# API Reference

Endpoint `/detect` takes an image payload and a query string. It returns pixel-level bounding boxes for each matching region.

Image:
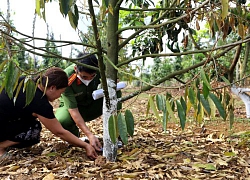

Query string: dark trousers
[0,119,42,148]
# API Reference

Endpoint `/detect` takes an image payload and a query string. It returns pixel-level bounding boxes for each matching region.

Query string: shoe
[0,152,12,166]
[80,137,122,148]
[79,135,102,144]
[79,137,89,143]
[117,140,123,148]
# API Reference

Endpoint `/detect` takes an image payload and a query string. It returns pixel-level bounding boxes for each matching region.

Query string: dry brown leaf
[42,172,54,180]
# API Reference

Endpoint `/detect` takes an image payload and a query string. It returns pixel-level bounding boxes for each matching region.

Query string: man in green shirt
[55,53,104,151]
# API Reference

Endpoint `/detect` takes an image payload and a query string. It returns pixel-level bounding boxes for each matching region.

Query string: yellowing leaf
[162,153,179,158]
[221,0,228,20]
[114,172,143,178]
[215,158,228,166]
[42,172,54,180]
[183,158,191,164]
[192,163,216,171]
[108,4,113,15]
[36,0,41,16]
[224,151,236,157]
[7,165,20,171]
[166,100,176,122]
[238,23,245,39]
[196,20,200,30]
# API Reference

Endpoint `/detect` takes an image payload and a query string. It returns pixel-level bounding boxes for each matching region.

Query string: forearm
[68,108,94,137]
[56,129,89,148]
[68,109,102,151]
[76,120,93,137]
[37,115,90,149]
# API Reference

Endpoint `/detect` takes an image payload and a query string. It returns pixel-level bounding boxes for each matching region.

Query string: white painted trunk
[231,86,250,118]
[102,78,118,161]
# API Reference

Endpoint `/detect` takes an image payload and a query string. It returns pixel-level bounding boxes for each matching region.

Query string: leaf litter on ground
[0,87,250,179]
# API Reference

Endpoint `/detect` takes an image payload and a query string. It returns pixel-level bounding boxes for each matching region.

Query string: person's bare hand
[85,144,98,160]
[88,134,102,151]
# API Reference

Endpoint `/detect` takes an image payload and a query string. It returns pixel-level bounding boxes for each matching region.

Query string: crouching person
[0,67,98,165]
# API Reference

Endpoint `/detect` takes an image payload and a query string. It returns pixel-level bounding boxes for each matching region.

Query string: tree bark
[240,27,250,85]
[229,44,242,83]
[103,79,119,161]
[103,0,120,162]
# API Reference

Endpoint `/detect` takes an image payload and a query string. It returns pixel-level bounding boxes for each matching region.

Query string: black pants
[0,119,42,148]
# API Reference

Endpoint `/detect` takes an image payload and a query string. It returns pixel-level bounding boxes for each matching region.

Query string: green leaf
[156,94,165,111]
[149,95,161,120]
[4,61,19,99]
[180,96,187,115]
[188,87,195,105]
[200,94,211,116]
[195,78,200,88]
[170,98,175,111]
[13,71,21,93]
[93,0,100,5]
[68,11,77,29]
[221,76,231,85]
[25,78,36,106]
[103,0,109,7]
[13,79,24,105]
[200,69,211,90]
[165,92,172,100]
[134,20,145,26]
[202,82,210,99]
[209,92,226,120]
[118,113,128,145]
[108,115,117,144]
[176,100,186,130]
[0,60,8,94]
[59,0,70,17]
[125,110,134,137]
[197,101,201,114]
[166,100,177,122]
[0,59,7,73]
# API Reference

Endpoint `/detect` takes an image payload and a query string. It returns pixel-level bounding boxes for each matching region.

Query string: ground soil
[0,87,249,180]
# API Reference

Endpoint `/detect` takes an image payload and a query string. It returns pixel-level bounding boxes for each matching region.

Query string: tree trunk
[102,79,119,161]
[240,27,250,86]
[103,0,120,162]
[228,44,242,83]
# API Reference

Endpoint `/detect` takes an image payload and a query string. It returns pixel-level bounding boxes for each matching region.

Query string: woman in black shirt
[0,67,98,164]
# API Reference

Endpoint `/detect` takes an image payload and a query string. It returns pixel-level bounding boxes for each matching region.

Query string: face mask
[77,75,94,86]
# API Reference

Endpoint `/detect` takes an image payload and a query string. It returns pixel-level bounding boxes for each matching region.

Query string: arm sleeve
[61,86,78,109]
[35,102,55,119]
[29,95,55,119]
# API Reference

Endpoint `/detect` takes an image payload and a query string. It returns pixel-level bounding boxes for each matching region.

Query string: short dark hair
[36,67,68,89]
[76,53,98,74]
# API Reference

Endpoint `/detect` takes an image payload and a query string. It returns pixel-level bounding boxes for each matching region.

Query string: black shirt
[0,77,55,124]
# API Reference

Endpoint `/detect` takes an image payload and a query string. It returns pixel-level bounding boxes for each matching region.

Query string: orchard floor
[0,87,250,180]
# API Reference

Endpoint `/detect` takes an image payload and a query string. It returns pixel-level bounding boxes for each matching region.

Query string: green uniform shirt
[56,64,121,136]
[59,64,101,109]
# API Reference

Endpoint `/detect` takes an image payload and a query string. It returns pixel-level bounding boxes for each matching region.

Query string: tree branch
[119,7,187,11]
[120,45,235,102]
[228,44,242,83]
[88,0,110,107]
[117,0,209,34]
[117,37,250,67]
